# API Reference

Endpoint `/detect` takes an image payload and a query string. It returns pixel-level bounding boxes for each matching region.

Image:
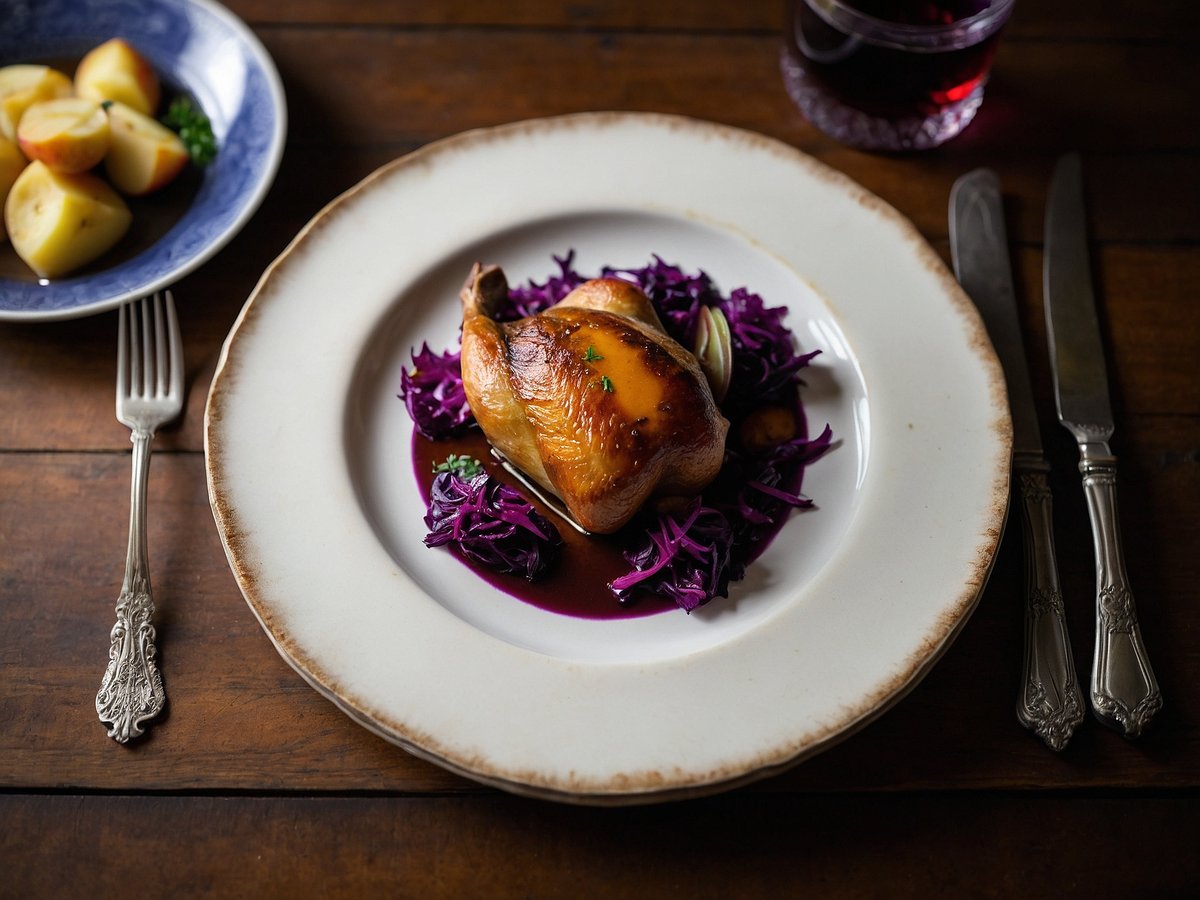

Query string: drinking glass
[780,0,1015,151]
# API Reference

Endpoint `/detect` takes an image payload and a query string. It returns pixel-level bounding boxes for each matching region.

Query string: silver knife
[1044,152,1162,738]
[950,169,1084,751]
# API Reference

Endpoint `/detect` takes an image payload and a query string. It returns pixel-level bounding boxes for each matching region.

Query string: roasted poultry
[459,263,730,534]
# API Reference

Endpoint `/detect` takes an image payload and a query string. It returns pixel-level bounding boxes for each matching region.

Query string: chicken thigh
[459,263,729,534]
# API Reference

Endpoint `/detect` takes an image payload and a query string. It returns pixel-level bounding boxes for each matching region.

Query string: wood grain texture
[219,0,1200,41]
[252,30,1199,153]
[4,793,1199,898]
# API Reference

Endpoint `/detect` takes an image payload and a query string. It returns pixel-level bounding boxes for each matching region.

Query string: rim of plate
[205,111,1011,804]
[0,0,286,321]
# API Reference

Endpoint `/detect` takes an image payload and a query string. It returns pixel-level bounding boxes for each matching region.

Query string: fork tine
[140,296,154,399]
[152,292,168,397]
[164,290,182,400]
[116,302,129,405]
[128,299,142,399]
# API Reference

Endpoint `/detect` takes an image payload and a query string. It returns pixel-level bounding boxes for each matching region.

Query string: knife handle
[1079,449,1163,737]
[1014,460,1084,750]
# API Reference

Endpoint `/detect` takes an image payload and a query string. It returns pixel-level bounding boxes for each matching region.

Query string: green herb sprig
[433,454,484,478]
[162,96,217,166]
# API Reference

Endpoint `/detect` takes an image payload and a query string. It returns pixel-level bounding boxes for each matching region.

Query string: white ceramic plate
[206,113,1009,804]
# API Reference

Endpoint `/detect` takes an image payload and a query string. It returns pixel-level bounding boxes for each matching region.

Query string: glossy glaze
[460,266,729,533]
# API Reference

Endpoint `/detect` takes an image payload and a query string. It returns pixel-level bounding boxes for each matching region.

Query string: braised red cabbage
[610,424,833,611]
[499,252,587,320]
[608,500,735,612]
[404,252,832,609]
[720,422,834,564]
[399,343,473,439]
[423,468,563,581]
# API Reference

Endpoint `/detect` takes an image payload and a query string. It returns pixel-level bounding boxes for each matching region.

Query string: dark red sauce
[412,418,810,621]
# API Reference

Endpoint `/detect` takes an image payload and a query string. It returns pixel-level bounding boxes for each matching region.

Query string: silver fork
[96,291,183,743]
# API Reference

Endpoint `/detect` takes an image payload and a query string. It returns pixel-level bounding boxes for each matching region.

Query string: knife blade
[1044,152,1162,738]
[950,168,1083,750]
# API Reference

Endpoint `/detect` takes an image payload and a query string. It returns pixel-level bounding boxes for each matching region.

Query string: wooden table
[3,2,1198,895]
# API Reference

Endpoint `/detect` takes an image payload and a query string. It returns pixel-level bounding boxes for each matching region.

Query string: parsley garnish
[599,375,614,393]
[433,454,484,478]
[162,96,217,166]
[582,345,604,362]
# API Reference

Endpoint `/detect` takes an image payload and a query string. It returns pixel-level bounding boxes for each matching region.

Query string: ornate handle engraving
[97,430,166,742]
[1015,462,1083,750]
[1079,448,1162,737]
[96,573,165,742]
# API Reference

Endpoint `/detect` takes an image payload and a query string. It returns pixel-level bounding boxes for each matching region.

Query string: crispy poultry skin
[459,263,730,534]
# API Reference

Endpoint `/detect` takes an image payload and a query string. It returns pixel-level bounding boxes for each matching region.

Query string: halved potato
[0,65,74,141]
[105,101,188,195]
[0,136,28,241]
[5,160,132,278]
[17,97,111,174]
[74,38,161,116]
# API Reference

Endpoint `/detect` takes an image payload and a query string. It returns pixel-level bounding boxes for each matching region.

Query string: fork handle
[96,430,165,743]
[1014,460,1083,750]
[1079,449,1162,738]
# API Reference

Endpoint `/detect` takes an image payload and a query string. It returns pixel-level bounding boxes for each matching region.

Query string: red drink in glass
[781,0,1014,151]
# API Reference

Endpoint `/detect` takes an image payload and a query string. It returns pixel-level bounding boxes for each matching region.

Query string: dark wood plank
[220,0,1200,41]
[225,0,786,30]
[3,793,1199,897]
[1,441,1195,793]
[1018,246,1200,419]
[0,451,470,793]
[250,30,1199,153]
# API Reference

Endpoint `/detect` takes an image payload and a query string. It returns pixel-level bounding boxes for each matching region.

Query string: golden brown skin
[459,263,730,534]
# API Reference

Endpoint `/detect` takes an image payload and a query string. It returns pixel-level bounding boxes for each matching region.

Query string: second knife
[950,168,1084,750]
[1044,152,1162,738]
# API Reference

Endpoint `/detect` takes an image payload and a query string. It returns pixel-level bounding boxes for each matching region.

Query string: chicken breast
[459,263,729,534]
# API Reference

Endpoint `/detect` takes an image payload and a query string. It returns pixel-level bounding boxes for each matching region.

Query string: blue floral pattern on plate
[0,0,286,320]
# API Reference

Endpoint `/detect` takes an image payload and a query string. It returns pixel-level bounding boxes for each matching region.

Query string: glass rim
[805,0,1016,50]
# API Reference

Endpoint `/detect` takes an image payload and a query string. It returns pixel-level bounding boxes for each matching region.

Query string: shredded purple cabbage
[721,288,822,409]
[498,251,588,320]
[602,255,721,344]
[609,500,735,612]
[611,424,834,612]
[398,344,473,440]
[423,470,563,581]
[719,423,835,555]
[404,252,833,607]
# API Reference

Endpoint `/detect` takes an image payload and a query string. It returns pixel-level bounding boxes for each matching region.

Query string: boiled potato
[105,102,188,195]
[5,160,132,278]
[17,97,111,174]
[74,38,161,116]
[0,136,28,241]
[0,65,73,141]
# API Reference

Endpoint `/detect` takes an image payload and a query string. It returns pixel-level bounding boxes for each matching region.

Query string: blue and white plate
[0,0,286,321]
